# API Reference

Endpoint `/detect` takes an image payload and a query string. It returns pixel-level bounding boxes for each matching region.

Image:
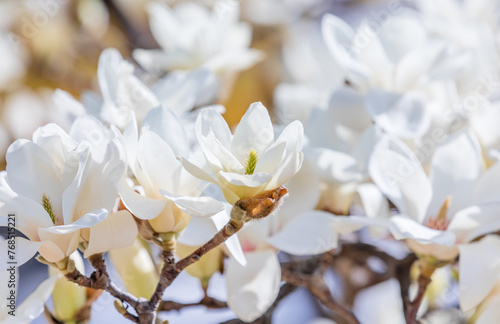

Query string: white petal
[476,295,500,324]
[85,210,138,258]
[142,105,189,157]
[366,89,431,139]
[218,171,271,188]
[255,141,286,174]
[369,148,432,222]
[210,207,246,266]
[355,183,389,219]
[231,102,274,161]
[137,128,179,194]
[179,157,218,185]
[0,187,52,240]
[196,107,233,149]
[459,235,500,311]
[328,87,371,131]
[268,211,337,255]
[226,250,281,322]
[307,148,362,183]
[389,216,455,246]
[42,209,109,234]
[0,237,41,271]
[118,178,167,220]
[17,275,57,321]
[474,161,500,205]
[448,203,500,244]
[266,151,303,190]
[160,190,225,218]
[428,130,482,217]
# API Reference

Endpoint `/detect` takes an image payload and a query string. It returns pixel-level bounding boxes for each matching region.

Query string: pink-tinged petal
[448,203,500,244]
[85,210,138,258]
[142,105,189,157]
[366,89,431,139]
[231,102,274,161]
[196,107,233,149]
[268,211,337,255]
[226,250,281,322]
[0,237,41,271]
[160,189,225,218]
[118,178,167,220]
[218,171,271,188]
[428,130,482,218]
[459,236,500,311]
[369,148,431,222]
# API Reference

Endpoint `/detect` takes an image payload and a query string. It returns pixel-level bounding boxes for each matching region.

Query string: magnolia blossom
[180,102,304,205]
[321,12,459,141]
[83,48,214,129]
[133,0,263,75]
[221,160,384,321]
[369,130,500,265]
[119,106,224,234]
[0,122,137,269]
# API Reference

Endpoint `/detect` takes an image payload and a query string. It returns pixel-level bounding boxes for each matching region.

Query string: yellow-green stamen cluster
[42,194,58,225]
[245,149,258,175]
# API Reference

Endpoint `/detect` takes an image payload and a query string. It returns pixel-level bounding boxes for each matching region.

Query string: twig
[395,254,418,316]
[282,269,360,324]
[405,262,434,324]
[159,296,227,312]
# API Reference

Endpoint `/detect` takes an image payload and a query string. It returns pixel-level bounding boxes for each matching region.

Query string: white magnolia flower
[180,102,304,205]
[321,12,459,140]
[0,122,137,269]
[119,106,224,233]
[84,48,213,129]
[223,160,383,321]
[369,130,500,264]
[133,0,263,75]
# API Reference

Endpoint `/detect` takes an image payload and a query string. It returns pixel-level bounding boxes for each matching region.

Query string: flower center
[425,196,451,231]
[42,194,58,225]
[245,149,258,175]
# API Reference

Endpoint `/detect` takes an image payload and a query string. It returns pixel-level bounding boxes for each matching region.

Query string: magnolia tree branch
[159,296,228,312]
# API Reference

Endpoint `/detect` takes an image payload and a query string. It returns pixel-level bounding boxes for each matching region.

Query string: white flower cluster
[3,0,500,323]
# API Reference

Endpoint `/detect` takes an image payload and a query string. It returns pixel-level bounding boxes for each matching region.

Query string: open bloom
[119,106,224,234]
[133,0,263,75]
[181,102,304,204]
[369,130,500,263]
[0,122,137,269]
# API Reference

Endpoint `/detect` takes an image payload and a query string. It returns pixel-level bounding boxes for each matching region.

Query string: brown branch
[282,268,360,324]
[395,254,418,316]
[405,261,435,324]
[64,254,141,323]
[159,296,227,312]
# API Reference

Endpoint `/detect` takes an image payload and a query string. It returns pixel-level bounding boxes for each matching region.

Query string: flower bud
[231,186,288,223]
[108,238,159,299]
[49,251,86,323]
[176,243,223,291]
